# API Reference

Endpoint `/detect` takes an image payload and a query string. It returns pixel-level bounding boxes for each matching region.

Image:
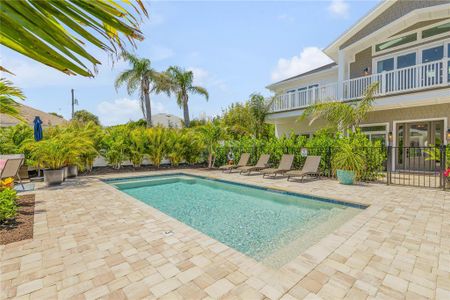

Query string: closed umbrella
[33,116,43,179]
[33,116,43,141]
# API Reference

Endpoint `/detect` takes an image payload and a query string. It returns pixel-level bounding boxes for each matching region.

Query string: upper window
[422,22,450,39]
[422,46,444,63]
[397,53,416,69]
[375,33,417,52]
[377,58,394,73]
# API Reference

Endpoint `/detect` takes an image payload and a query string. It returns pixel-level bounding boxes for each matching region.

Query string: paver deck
[1,169,449,299]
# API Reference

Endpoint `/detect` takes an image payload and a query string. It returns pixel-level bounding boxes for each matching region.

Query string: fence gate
[386,145,447,190]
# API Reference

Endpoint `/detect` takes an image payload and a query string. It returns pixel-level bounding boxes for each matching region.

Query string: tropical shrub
[0,188,17,223]
[181,130,204,165]
[146,127,168,167]
[127,127,147,167]
[197,122,226,168]
[0,123,33,155]
[100,126,129,169]
[76,122,103,171]
[166,129,185,166]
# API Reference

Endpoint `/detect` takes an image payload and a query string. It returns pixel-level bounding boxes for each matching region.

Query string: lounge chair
[0,155,25,189]
[286,156,321,182]
[219,153,250,172]
[238,154,270,175]
[260,154,294,178]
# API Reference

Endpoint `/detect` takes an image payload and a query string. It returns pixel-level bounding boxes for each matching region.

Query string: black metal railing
[386,145,447,190]
[296,145,447,190]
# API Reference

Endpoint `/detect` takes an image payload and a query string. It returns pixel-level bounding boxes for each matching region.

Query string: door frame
[392,117,447,171]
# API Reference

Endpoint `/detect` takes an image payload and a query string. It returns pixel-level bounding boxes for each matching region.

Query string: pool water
[108,175,364,267]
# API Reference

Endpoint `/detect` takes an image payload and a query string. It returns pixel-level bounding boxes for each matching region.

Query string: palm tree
[115,53,170,127]
[302,82,379,133]
[0,78,25,120]
[1,1,147,76]
[165,66,209,127]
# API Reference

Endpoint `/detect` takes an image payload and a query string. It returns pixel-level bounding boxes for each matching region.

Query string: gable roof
[0,103,66,127]
[324,0,450,59]
[266,62,337,89]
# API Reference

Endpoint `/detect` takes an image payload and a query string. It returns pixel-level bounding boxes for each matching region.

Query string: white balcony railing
[269,58,450,113]
[269,83,338,112]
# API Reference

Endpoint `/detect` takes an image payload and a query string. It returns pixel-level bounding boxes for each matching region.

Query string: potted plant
[25,136,70,186]
[36,139,65,185]
[332,143,364,185]
[67,165,78,178]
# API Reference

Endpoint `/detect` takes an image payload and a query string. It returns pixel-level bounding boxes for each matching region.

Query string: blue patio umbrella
[33,116,43,141]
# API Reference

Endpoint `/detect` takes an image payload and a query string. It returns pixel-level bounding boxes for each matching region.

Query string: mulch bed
[79,164,207,176]
[0,194,35,245]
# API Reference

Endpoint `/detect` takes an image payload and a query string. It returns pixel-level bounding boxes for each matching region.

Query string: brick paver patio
[1,169,449,299]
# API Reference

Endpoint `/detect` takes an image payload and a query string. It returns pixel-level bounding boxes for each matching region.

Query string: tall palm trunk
[182,95,190,127]
[142,79,152,127]
[144,92,152,127]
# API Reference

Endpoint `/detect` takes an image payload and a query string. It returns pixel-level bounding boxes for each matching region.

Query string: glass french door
[396,120,444,170]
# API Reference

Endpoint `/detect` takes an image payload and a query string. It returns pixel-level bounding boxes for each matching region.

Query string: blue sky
[2,0,380,126]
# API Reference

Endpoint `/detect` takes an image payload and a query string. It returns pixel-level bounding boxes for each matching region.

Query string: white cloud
[271,47,333,82]
[149,45,174,61]
[328,0,350,18]
[188,67,209,86]
[97,97,167,126]
[188,67,227,91]
[276,14,295,23]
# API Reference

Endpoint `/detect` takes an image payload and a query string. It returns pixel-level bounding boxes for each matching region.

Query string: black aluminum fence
[285,145,447,190]
[386,145,447,190]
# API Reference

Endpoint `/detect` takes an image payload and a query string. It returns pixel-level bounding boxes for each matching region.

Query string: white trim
[391,117,448,170]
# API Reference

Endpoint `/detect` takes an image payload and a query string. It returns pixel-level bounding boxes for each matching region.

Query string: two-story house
[266,0,450,170]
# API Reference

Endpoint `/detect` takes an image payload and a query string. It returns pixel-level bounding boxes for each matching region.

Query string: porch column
[337,49,345,101]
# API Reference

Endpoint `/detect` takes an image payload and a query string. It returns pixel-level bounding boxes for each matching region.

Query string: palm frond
[1,0,148,77]
[355,82,379,126]
[0,78,25,121]
[190,86,209,100]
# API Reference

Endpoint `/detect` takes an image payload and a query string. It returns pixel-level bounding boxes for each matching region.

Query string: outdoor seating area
[221,153,321,182]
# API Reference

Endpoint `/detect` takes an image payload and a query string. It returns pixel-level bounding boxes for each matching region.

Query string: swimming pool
[107,174,365,267]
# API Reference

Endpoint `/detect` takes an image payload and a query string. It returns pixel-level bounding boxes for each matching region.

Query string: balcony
[269,58,450,113]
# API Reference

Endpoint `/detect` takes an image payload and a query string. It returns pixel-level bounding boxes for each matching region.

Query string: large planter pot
[62,166,68,181]
[67,165,78,178]
[44,169,64,186]
[336,169,356,185]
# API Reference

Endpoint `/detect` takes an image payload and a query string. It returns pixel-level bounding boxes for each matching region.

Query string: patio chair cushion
[0,159,6,171]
